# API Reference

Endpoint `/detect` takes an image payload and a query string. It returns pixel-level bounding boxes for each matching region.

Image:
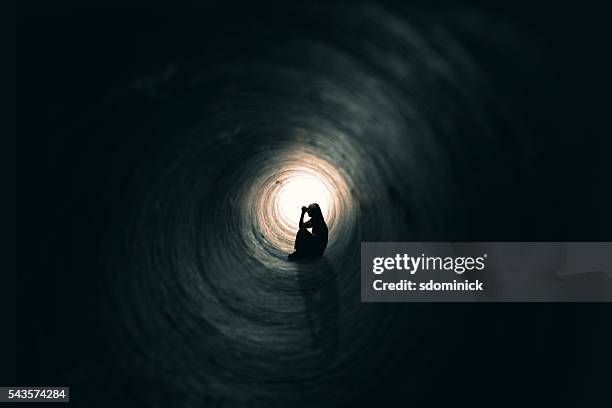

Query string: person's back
[311,219,328,255]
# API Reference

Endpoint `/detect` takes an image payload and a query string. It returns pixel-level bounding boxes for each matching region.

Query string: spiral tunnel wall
[93,5,530,406]
[21,2,609,408]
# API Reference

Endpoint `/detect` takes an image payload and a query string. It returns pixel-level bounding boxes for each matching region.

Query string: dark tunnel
[17,1,611,407]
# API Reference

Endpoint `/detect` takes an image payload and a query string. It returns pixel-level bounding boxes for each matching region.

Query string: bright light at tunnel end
[276,172,331,227]
[249,151,352,253]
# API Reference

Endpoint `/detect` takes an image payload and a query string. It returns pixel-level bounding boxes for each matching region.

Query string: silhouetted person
[288,203,328,260]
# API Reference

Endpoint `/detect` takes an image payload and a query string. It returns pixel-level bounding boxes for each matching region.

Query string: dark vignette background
[17,0,611,407]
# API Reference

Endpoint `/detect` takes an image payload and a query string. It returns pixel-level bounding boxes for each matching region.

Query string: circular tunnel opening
[246,149,353,254]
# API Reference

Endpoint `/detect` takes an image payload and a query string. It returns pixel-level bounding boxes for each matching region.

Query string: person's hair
[307,203,324,222]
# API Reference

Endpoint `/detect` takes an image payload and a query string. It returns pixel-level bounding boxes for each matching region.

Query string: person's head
[306,203,324,222]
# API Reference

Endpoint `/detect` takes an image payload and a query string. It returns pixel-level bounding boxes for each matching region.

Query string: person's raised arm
[299,206,307,228]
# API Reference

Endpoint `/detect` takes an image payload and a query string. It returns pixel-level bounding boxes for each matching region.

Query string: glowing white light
[248,150,351,252]
[276,172,331,228]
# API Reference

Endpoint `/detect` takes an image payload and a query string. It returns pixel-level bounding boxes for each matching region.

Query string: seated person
[288,203,328,260]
